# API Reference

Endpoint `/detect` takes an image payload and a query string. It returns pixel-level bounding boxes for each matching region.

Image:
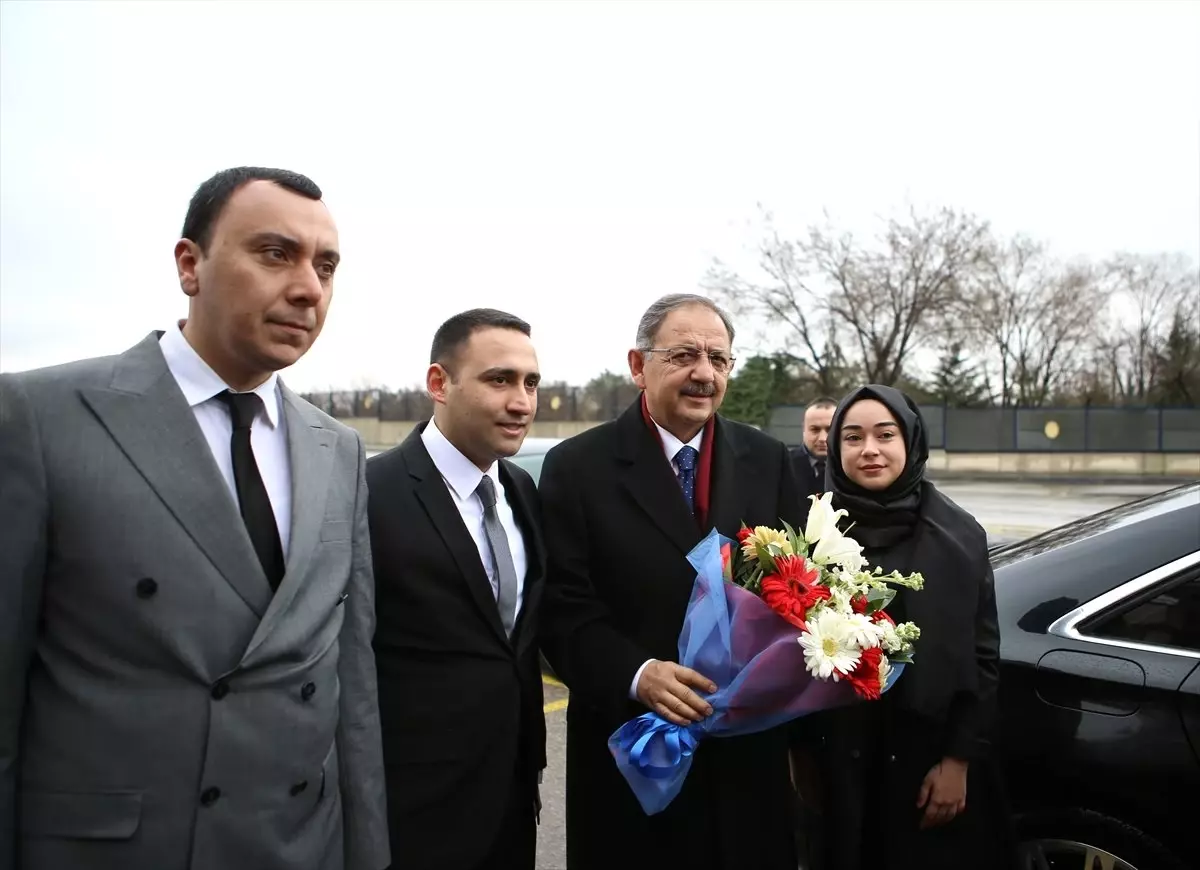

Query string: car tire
[1015,807,1187,870]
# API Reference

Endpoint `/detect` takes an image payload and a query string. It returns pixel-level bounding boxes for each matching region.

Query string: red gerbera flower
[847,646,884,700]
[760,555,830,631]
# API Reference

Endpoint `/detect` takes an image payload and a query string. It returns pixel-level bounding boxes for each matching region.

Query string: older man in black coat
[539,294,807,870]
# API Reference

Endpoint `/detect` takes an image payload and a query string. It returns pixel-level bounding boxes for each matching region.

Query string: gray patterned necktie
[476,475,518,638]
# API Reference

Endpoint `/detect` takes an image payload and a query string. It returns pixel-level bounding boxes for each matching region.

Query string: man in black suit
[367,309,546,870]
[789,396,837,500]
[539,294,806,870]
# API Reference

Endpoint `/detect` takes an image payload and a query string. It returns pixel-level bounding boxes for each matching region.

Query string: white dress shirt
[421,418,528,620]
[159,325,293,558]
[629,418,705,698]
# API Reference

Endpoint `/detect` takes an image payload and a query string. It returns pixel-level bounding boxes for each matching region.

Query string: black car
[992,481,1200,870]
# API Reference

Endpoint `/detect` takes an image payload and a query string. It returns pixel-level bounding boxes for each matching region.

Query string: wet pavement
[933,479,1178,538]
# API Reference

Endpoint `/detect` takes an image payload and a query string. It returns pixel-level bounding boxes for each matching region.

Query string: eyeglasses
[643,346,736,375]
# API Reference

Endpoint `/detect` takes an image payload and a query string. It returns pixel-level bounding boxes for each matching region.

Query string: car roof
[992,481,1200,630]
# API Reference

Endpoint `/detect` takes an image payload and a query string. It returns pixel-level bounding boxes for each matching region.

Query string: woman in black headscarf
[809,384,1016,870]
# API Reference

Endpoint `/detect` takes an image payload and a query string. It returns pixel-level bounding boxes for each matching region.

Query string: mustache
[681,384,716,398]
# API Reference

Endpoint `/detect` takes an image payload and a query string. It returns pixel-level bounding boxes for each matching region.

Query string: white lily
[804,492,848,545]
[811,526,867,572]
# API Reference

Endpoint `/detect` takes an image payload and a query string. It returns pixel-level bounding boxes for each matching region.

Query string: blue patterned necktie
[675,445,698,515]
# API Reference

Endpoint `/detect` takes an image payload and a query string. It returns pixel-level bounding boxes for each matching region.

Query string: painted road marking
[543,674,568,713]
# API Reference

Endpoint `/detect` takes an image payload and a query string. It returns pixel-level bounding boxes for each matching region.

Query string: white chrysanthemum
[877,655,893,690]
[844,613,882,648]
[798,608,862,681]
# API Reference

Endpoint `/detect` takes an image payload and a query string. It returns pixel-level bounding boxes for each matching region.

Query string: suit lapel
[242,388,338,660]
[80,334,273,618]
[707,417,752,536]
[614,402,701,557]
[404,428,510,647]
[502,462,543,649]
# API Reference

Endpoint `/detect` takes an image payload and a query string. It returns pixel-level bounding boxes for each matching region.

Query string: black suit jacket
[539,399,806,870]
[789,445,824,502]
[367,425,547,870]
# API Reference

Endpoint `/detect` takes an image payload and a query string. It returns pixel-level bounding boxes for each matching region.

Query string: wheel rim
[1018,838,1139,870]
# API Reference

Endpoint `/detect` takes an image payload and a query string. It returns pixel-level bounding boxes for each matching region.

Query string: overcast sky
[2,0,1197,392]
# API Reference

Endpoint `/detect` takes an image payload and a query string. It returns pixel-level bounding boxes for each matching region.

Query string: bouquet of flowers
[609,493,924,815]
[728,492,924,700]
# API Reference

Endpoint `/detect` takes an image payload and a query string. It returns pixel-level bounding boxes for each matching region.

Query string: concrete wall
[342,417,1199,477]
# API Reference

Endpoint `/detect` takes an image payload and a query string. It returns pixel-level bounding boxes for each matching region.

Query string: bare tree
[703,209,846,394]
[961,236,1106,406]
[821,206,989,385]
[957,234,1046,405]
[1096,253,1199,402]
[704,205,987,390]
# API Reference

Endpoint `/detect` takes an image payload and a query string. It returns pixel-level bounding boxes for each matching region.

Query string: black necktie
[217,391,285,591]
[814,458,827,489]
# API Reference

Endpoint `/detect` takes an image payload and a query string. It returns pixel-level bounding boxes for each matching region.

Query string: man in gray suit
[0,167,389,870]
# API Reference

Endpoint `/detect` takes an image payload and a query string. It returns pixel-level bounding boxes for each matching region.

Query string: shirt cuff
[629,658,656,700]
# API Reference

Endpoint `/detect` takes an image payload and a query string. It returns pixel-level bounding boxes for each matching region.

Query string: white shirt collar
[421,417,499,501]
[159,323,281,428]
[650,415,704,464]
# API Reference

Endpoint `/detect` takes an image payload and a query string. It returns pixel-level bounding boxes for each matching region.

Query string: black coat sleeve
[943,553,1001,761]
[537,444,651,716]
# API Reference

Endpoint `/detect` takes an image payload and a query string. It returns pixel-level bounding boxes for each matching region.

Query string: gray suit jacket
[0,333,390,870]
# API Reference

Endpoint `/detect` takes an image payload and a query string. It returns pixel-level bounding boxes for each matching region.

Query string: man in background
[790,396,837,499]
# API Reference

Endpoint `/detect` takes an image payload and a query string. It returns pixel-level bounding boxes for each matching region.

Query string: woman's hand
[917,757,968,829]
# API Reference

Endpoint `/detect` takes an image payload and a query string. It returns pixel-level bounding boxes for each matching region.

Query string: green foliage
[923,341,990,406]
[720,353,798,426]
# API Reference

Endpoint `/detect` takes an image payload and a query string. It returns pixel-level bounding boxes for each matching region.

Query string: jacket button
[301,682,316,701]
[290,780,308,797]
[211,681,229,700]
[850,749,861,760]
[200,787,221,806]
[135,578,158,599]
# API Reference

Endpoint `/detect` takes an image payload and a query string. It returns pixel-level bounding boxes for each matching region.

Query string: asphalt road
[530,479,1183,870]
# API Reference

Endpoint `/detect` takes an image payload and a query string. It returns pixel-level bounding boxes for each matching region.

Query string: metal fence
[767,404,1200,452]
[301,384,644,424]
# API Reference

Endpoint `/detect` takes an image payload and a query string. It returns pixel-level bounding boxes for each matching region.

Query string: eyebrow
[248,232,340,265]
[842,422,900,431]
[479,367,541,383]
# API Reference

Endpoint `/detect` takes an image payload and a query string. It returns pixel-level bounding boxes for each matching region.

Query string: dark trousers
[476,767,537,870]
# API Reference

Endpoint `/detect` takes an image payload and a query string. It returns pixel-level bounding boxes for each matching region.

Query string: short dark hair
[430,308,531,374]
[180,167,322,252]
[806,396,838,412]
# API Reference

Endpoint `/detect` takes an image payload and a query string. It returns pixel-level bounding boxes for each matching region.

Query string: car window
[509,453,546,486]
[1083,564,1200,652]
